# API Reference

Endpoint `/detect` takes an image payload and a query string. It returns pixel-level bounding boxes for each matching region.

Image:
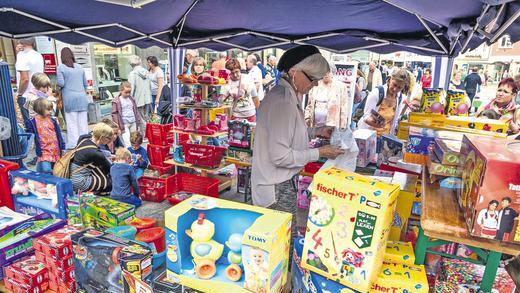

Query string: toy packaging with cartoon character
[10,170,73,219]
[165,194,292,293]
[427,152,463,178]
[3,256,50,293]
[228,120,254,149]
[353,129,377,167]
[460,135,520,242]
[378,134,403,165]
[71,229,153,293]
[445,90,469,116]
[420,88,444,114]
[297,176,313,209]
[433,138,462,166]
[80,193,135,230]
[301,167,399,292]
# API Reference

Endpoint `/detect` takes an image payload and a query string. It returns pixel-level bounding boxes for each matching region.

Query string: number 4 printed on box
[312,228,323,250]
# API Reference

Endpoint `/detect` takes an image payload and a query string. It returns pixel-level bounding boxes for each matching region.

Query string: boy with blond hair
[110,147,141,207]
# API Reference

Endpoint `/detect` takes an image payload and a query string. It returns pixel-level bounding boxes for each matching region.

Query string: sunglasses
[301,71,320,83]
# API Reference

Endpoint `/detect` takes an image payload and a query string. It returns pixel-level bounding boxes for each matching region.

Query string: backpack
[53,143,97,178]
[351,86,402,125]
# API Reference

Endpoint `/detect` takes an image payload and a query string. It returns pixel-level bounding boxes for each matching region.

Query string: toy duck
[225,233,243,281]
[185,213,224,279]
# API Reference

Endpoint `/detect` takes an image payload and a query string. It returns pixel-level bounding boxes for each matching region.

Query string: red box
[32,226,80,259]
[138,176,169,202]
[147,144,172,167]
[5,277,49,293]
[49,266,75,283]
[49,273,76,293]
[460,135,520,242]
[35,250,74,273]
[4,257,48,286]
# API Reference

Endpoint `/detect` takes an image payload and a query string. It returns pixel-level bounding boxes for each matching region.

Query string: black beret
[277,45,320,72]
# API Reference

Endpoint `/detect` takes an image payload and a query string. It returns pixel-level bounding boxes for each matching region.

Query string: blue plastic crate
[10,169,73,219]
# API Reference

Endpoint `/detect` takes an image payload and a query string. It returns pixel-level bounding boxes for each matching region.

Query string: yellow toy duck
[185,213,224,279]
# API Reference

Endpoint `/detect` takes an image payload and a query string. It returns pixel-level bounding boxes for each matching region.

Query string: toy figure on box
[228,120,253,148]
[496,197,519,241]
[11,177,29,195]
[476,200,499,239]
[244,247,269,293]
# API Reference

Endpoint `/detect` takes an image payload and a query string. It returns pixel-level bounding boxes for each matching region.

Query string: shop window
[499,35,512,49]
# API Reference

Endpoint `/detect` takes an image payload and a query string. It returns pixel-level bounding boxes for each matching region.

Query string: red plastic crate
[147,144,172,167]
[167,173,219,205]
[138,176,169,202]
[303,162,324,175]
[184,144,226,168]
[145,123,174,146]
[0,159,19,209]
[148,164,175,175]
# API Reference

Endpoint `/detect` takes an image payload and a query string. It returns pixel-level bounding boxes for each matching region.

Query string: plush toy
[11,177,29,196]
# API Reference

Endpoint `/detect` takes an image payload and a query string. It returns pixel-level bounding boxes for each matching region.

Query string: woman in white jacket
[358,69,409,137]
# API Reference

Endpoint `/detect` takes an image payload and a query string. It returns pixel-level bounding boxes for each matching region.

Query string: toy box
[72,229,153,293]
[389,172,418,241]
[301,167,399,292]
[397,120,508,141]
[80,193,135,230]
[297,176,313,209]
[445,90,469,116]
[433,138,462,166]
[4,256,48,287]
[227,147,252,164]
[420,88,444,114]
[427,152,463,177]
[165,195,292,293]
[446,115,507,133]
[378,134,403,165]
[384,241,415,266]
[32,225,81,260]
[353,129,377,167]
[228,120,254,149]
[460,135,520,242]
[10,169,73,219]
[0,207,31,230]
[0,213,65,279]
[370,261,429,293]
[4,276,50,293]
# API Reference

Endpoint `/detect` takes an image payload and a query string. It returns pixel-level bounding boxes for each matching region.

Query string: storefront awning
[0,0,519,56]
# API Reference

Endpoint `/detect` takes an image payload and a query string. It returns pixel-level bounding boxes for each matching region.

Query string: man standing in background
[246,54,265,102]
[463,67,482,112]
[366,61,383,92]
[211,51,228,71]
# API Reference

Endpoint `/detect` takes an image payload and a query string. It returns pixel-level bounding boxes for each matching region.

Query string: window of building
[499,35,513,49]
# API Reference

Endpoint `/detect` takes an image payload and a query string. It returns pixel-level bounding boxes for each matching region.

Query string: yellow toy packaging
[384,241,415,266]
[445,90,469,116]
[389,173,418,241]
[301,167,399,292]
[165,195,292,293]
[420,88,444,114]
[445,115,507,133]
[369,262,429,293]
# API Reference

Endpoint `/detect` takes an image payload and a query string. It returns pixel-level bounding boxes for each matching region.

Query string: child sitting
[25,98,65,174]
[127,131,149,178]
[110,148,141,207]
[112,81,142,147]
[24,73,57,120]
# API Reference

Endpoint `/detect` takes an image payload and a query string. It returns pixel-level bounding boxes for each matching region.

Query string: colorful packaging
[379,134,404,165]
[460,135,520,242]
[301,167,399,292]
[71,229,153,293]
[445,90,469,116]
[353,129,377,167]
[297,176,313,209]
[165,195,292,293]
[4,257,48,286]
[433,138,462,166]
[370,262,429,293]
[227,147,253,164]
[35,250,75,273]
[228,120,254,149]
[32,225,81,259]
[4,276,49,293]
[389,173,418,241]
[384,241,415,266]
[80,193,135,230]
[420,88,444,114]
[427,152,462,177]
[446,115,507,133]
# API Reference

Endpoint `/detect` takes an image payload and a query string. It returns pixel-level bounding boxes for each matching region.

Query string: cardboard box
[420,88,444,114]
[34,250,75,273]
[445,90,469,116]
[4,277,49,293]
[71,229,153,293]
[433,138,462,166]
[32,225,81,259]
[165,195,292,293]
[80,193,135,230]
[379,134,404,165]
[370,262,429,293]
[389,173,418,241]
[427,152,463,177]
[460,135,520,242]
[4,257,48,286]
[227,147,252,164]
[384,241,415,266]
[301,167,399,292]
[353,129,377,167]
[408,113,507,134]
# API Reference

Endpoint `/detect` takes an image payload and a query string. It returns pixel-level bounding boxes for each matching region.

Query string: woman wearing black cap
[251,45,344,232]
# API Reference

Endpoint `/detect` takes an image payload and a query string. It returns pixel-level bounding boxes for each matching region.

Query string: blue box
[10,169,73,219]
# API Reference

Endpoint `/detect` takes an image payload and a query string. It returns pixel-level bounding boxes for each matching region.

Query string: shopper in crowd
[110,148,141,207]
[192,57,206,77]
[265,55,280,82]
[237,57,248,74]
[464,67,482,111]
[112,81,142,147]
[15,38,44,125]
[71,122,113,195]
[252,46,344,244]
[127,131,148,179]
[128,55,151,132]
[479,69,487,88]
[476,78,520,134]
[477,200,499,239]
[366,61,383,92]
[183,50,196,74]
[147,56,164,115]
[420,68,432,89]
[99,118,125,156]
[514,74,520,105]
[246,55,265,102]
[25,98,65,174]
[211,52,228,71]
[24,73,56,119]
[449,70,465,90]
[157,84,173,124]
[253,53,267,78]
[358,69,409,137]
[220,58,259,122]
[357,69,367,92]
[415,66,423,83]
[57,47,90,149]
[304,62,350,129]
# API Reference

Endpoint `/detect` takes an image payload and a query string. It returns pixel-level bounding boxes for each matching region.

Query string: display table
[415,170,520,292]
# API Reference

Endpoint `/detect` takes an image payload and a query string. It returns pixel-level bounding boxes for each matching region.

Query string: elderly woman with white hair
[252,45,344,235]
[304,62,351,129]
[128,55,151,133]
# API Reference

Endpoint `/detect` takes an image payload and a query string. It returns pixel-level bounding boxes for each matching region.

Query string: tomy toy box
[80,193,135,230]
[301,167,399,292]
[165,195,292,293]
[10,169,73,219]
[71,229,153,293]
[460,135,520,242]
[353,129,377,167]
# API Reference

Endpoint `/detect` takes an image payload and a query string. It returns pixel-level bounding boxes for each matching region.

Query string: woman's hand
[318,145,345,159]
[314,126,335,139]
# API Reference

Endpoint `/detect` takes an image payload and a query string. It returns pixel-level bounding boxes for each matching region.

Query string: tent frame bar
[415,14,448,54]
[340,42,389,54]
[451,3,490,55]
[380,0,442,27]
[490,6,520,43]
[174,0,200,47]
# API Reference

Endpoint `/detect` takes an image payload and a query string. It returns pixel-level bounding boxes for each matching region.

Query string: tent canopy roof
[0,0,519,56]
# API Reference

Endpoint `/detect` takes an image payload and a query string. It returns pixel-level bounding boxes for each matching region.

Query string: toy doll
[11,177,29,196]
